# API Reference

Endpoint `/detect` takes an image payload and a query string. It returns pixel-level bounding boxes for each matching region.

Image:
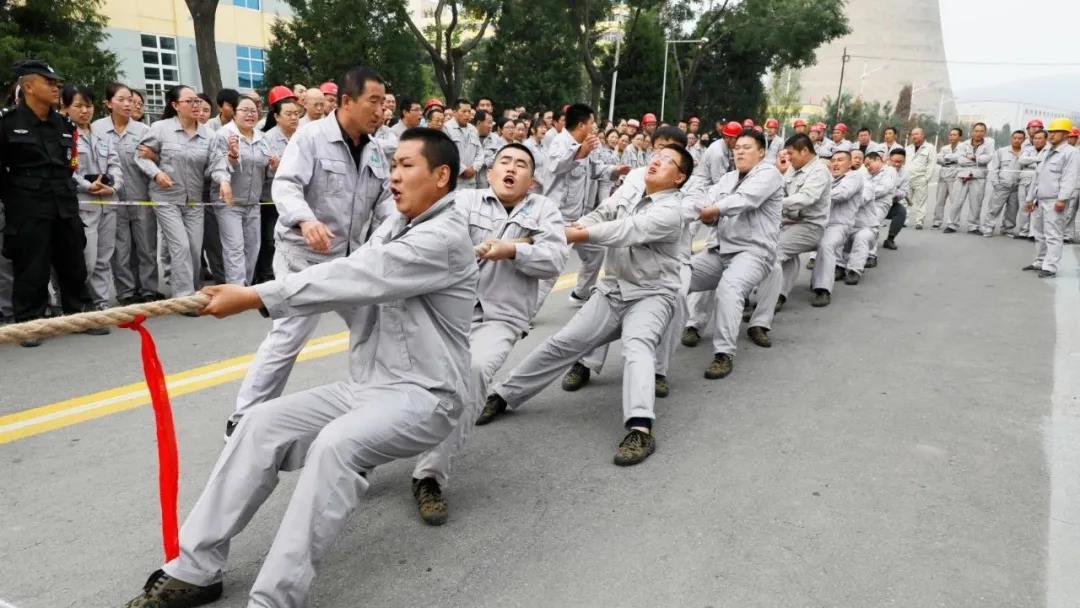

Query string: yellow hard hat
[1048,117,1073,133]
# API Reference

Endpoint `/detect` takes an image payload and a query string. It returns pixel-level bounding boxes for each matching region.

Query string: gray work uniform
[687,161,784,357]
[1016,142,1046,237]
[591,145,621,211]
[1027,142,1080,273]
[444,119,483,190]
[980,145,1023,236]
[904,141,935,227]
[523,137,547,179]
[811,170,864,293]
[92,116,157,300]
[848,165,897,274]
[75,126,124,307]
[208,122,271,285]
[749,158,831,330]
[135,117,213,297]
[933,143,961,227]
[162,195,478,608]
[682,141,734,336]
[765,133,784,161]
[621,146,646,169]
[233,114,390,421]
[413,189,568,487]
[814,139,834,159]
[494,188,684,425]
[947,138,993,232]
[374,123,400,165]
[475,132,505,190]
[535,129,618,306]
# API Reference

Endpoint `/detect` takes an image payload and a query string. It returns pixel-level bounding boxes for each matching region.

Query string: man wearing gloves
[1023,119,1080,278]
[686,130,784,380]
[122,127,479,608]
[477,145,693,467]
[746,133,831,347]
[410,143,568,525]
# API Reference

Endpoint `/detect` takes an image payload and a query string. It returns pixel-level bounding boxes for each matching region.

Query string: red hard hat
[742,118,755,127]
[765,118,779,129]
[642,113,657,124]
[833,122,848,133]
[753,126,763,133]
[1027,119,1044,129]
[1072,128,1080,137]
[319,81,338,96]
[266,85,295,106]
[811,121,826,132]
[721,121,743,138]
[793,118,807,127]
[424,98,445,113]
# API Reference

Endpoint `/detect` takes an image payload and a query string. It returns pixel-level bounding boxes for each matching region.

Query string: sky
[939,0,1080,102]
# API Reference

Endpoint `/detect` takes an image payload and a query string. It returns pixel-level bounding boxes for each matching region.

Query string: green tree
[265,0,430,99]
[606,8,665,121]
[765,68,802,129]
[398,0,498,102]
[668,0,849,122]
[472,0,583,112]
[0,0,119,101]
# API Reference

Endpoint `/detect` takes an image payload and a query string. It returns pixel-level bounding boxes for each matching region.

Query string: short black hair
[651,125,688,147]
[784,133,814,153]
[889,148,906,158]
[738,128,767,151]
[660,144,694,187]
[883,126,897,136]
[857,127,871,135]
[494,142,536,173]
[1012,130,1026,137]
[216,88,240,109]
[1033,129,1048,138]
[973,122,987,130]
[473,109,490,124]
[496,116,513,131]
[950,127,963,137]
[61,84,94,108]
[475,96,492,107]
[339,66,385,104]
[865,151,882,161]
[565,103,594,131]
[398,96,419,117]
[398,127,460,192]
[454,98,472,110]
[197,92,211,106]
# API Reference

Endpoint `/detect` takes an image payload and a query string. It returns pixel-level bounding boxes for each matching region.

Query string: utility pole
[835,46,850,124]
[608,35,621,124]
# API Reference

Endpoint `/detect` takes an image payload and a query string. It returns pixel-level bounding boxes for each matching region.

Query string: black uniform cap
[13,59,61,81]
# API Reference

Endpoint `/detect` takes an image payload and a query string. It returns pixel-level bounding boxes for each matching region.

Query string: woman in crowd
[254,86,300,284]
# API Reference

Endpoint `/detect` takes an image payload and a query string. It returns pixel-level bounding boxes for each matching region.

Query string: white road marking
[1046,244,1080,608]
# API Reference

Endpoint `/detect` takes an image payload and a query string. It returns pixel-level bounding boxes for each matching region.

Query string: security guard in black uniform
[1,60,92,347]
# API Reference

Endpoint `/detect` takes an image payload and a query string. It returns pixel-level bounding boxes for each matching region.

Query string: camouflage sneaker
[411,477,448,526]
[774,294,786,313]
[811,289,831,308]
[806,257,816,270]
[865,256,878,269]
[613,429,656,466]
[654,375,670,398]
[681,326,701,347]
[747,326,771,348]
[704,353,734,379]
[561,362,591,392]
[844,270,861,285]
[122,569,222,608]
[834,266,846,281]
[475,394,508,426]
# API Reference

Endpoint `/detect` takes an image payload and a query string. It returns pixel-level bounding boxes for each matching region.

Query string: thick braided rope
[0,294,210,345]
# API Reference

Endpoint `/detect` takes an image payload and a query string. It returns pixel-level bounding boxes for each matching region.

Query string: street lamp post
[660,37,708,123]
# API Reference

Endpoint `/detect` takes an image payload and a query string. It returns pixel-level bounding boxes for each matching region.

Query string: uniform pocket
[380,300,414,370]
[318,158,347,195]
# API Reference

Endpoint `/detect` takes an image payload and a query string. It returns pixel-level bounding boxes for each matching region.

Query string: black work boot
[844,270,861,285]
[412,477,448,526]
[865,255,878,269]
[882,238,898,250]
[654,374,670,398]
[561,362,591,391]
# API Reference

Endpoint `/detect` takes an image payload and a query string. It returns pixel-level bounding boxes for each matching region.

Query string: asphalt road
[1,227,1075,608]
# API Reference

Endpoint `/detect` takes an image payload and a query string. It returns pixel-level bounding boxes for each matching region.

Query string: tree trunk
[185,0,222,102]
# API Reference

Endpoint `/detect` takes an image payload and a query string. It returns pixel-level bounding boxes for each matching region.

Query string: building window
[141,34,180,116]
[236,47,265,90]
[233,0,260,9]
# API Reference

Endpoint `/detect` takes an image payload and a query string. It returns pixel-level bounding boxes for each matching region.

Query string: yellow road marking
[1,237,709,445]
[0,270,583,444]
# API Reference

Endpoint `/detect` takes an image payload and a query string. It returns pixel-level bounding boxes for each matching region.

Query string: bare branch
[460,8,496,54]
[398,5,439,61]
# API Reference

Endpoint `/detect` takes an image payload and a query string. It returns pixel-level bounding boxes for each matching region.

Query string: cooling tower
[798,0,956,121]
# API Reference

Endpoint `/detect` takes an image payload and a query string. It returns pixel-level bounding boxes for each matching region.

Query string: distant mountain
[955,72,1080,111]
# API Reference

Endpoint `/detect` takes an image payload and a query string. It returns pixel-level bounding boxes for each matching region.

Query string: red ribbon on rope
[119,315,180,562]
